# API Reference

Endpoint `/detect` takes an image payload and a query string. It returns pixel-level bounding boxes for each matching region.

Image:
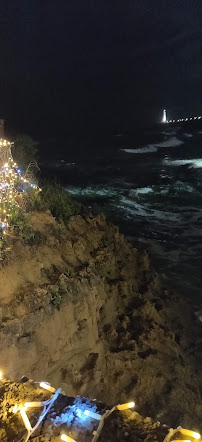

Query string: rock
[17,334,31,345]
[13,303,29,318]
[3,318,22,336]
[58,273,69,292]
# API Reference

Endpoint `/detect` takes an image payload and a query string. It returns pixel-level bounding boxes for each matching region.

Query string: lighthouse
[162,109,167,123]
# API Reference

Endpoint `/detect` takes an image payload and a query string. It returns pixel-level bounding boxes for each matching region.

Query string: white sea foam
[117,198,149,217]
[183,133,193,138]
[121,146,157,154]
[135,187,153,195]
[129,185,168,198]
[118,197,181,222]
[162,131,176,136]
[121,136,183,154]
[164,159,202,168]
[155,136,183,147]
[173,181,194,192]
[67,185,118,198]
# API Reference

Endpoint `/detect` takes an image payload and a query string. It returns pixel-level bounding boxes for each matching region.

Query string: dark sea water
[41,123,202,307]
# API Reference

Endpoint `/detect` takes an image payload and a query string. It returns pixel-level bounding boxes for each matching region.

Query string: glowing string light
[163,427,201,442]
[116,401,135,410]
[61,434,77,442]
[84,409,101,420]
[40,381,56,393]
[180,430,200,439]
[20,407,32,432]
[24,402,43,408]
[17,387,61,442]
[0,370,200,442]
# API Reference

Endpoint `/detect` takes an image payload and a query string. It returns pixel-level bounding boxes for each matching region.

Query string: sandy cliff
[0,212,202,434]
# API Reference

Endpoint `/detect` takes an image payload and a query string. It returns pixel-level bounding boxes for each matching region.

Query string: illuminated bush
[22,187,44,212]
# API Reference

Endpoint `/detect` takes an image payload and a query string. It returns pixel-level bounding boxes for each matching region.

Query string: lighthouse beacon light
[162,109,167,123]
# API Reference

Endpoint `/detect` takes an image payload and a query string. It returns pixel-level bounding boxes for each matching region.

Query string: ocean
[41,123,202,307]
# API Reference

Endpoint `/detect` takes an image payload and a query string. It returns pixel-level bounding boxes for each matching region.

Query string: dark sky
[0,0,202,138]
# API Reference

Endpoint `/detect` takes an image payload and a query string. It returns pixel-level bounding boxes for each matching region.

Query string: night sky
[0,0,202,139]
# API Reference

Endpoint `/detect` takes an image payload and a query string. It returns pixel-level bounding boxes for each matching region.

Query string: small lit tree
[0,137,40,235]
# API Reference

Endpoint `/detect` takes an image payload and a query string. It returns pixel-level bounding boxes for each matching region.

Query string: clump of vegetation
[14,161,80,220]
[40,181,80,223]
[22,187,44,212]
[0,237,11,262]
[9,204,35,242]
[51,291,62,309]
[21,181,80,224]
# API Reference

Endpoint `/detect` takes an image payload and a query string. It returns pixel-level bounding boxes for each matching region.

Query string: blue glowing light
[50,398,99,429]
[17,169,21,173]
[75,407,88,421]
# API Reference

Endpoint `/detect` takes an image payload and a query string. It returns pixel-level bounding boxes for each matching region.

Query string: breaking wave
[121,136,183,154]
[134,187,153,195]
[183,133,193,138]
[162,131,176,136]
[164,159,202,168]
[117,196,182,223]
[121,146,157,154]
[67,185,118,199]
[155,136,184,147]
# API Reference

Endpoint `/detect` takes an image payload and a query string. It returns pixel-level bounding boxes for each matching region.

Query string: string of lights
[20,382,135,442]
[18,387,61,442]
[163,427,201,442]
[0,370,200,442]
[0,138,40,236]
[162,113,202,124]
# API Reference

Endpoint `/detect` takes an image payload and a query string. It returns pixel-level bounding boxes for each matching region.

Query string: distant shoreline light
[162,112,202,124]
